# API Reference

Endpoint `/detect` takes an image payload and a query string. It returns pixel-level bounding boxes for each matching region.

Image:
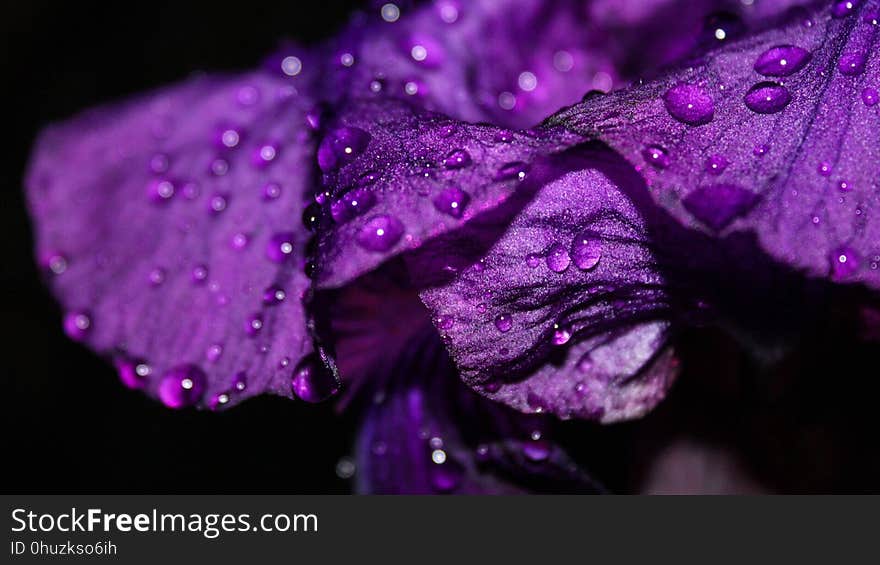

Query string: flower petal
[25,67,330,408]
[312,98,582,288]
[549,2,880,288]
[355,337,603,494]
[418,147,679,422]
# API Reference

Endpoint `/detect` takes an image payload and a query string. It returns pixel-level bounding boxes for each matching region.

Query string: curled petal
[418,147,679,422]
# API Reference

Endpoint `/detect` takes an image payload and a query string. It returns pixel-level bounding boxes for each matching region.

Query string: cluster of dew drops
[642,1,878,281]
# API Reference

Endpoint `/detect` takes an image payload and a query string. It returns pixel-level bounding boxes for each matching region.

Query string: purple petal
[312,98,582,288]
[26,65,327,409]
[355,340,603,494]
[418,148,679,422]
[549,2,880,288]
[323,0,618,128]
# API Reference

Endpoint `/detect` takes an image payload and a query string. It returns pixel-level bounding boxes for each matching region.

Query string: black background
[4,1,880,494]
[2,1,362,492]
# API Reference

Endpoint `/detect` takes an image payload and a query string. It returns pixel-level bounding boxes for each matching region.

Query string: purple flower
[24,0,880,493]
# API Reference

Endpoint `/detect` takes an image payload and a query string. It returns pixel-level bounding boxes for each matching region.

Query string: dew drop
[266,232,296,263]
[245,314,263,336]
[552,324,572,346]
[330,186,377,223]
[663,84,714,125]
[432,186,470,218]
[526,253,542,268]
[262,182,282,201]
[839,52,867,76]
[570,232,602,270]
[443,148,472,169]
[861,87,879,106]
[545,242,571,273]
[159,364,207,408]
[47,253,68,275]
[705,154,729,175]
[291,354,339,403]
[682,184,758,231]
[642,144,670,169]
[494,313,513,333]
[263,285,287,306]
[495,161,529,181]
[356,215,404,252]
[317,127,371,172]
[831,1,860,18]
[63,311,91,341]
[831,247,859,279]
[754,45,811,77]
[115,357,151,390]
[744,81,791,114]
[818,162,833,176]
[191,264,209,284]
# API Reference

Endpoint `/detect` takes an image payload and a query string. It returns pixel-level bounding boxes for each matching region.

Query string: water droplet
[317,127,371,172]
[831,247,859,279]
[570,232,602,270]
[47,253,68,275]
[209,391,231,410]
[159,364,207,408]
[863,87,879,106]
[115,357,151,390]
[253,143,279,167]
[753,144,770,157]
[832,1,861,18]
[380,2,400,22]
[642,144,670,169]
[206,343,223,362]
[191,264,209,284]
[291,354,338,402]
[839,52,867,76]
[245,314,264,336]
[63,311,91,341]
[436,315,454,330]
[262,182,282,201]
[443,148,472,169]
[682,184,758,230]
[494,313,513,333]
[232,372,248,391]
[705,154,729,175]
[336,457,356,479]
[545,242,571,273]
[149,153,170,173]
[266,232,296,262]
[552,323,572,346]
[330,186,377,223]
[526,253,541,268]
[754,45,811,77]
[818,162,833,176]
[495,161,529,181]
[281,55,302,76]
[231,232,249,250]
[302,202,321,232]
[837,179,852,192]
[263,285,287,306]
[356,215,404,252]
[663,84,714,125]
[744,82,791,114]
[432,186,470,218]
[208,193,228,214]
[146,178,175,203]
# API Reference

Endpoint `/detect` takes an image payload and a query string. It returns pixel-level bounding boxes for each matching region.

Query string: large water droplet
[753,45,811,77]
[291,354,339,402]
[682,185,759,231]
[663,84,714,125]
[317,127,371,172]
[159,364,207,408]
[330,186,377,224]
[495,161,529,181]
[356,215,404,252]
[570,232,602,270]
[744,82,791,114]
[432,186,470,218]
[552,323,572,346]
[545,242,571,273]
